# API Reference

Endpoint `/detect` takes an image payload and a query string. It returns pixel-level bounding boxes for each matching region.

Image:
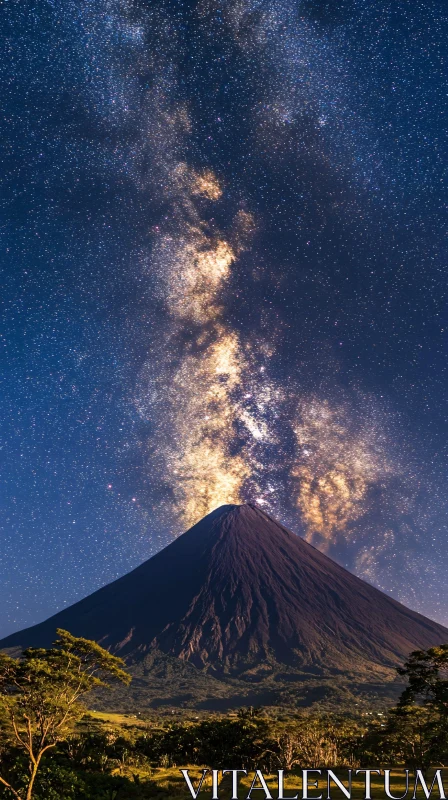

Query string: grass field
[87,709,149,727]
[105,765,448,799]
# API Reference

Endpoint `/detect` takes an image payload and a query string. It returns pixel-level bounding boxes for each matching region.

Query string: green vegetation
[0,629,130,800]
[95,649,402,716]
[0,637,447,799]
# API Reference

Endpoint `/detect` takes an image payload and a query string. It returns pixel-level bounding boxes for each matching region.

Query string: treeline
[51,703,448,772]
[135,705,448,769]
[1,704,447,799]
[0,633,447,799]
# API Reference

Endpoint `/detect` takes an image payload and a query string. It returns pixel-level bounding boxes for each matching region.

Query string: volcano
[1,504,447,686]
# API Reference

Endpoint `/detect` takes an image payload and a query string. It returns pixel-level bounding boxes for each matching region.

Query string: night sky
[2,0,447,638]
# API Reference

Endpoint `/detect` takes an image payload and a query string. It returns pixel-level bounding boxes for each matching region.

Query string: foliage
[31,763,151,800]
[360,706,435,768]
[397,644,448,764]
[135,715,270,768]
[0,629,131,800]
[398,645,448,716]
[0,641,447,797]
[361,643,448,767]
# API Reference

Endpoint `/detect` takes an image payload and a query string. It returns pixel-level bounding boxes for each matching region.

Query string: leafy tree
[0,629,131,800]
[397,644,448,764]
[236,706,264,720]
[62,730,119,772]
[195,716,270,768]
[360,706,434,767]
[398,644,448,716]
[136,715,271,769]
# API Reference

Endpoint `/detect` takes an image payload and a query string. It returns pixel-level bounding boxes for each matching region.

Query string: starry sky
[2,0,447,638]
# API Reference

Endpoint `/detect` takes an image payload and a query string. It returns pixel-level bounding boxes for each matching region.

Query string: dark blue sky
[1,0,447,637]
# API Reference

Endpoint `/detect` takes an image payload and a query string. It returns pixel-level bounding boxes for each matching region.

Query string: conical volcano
[1,504,446,682]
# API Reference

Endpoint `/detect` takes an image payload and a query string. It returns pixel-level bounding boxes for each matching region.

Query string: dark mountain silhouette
[1,504,447,686]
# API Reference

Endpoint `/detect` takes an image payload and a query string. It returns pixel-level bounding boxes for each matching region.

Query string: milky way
[1,0,447,636]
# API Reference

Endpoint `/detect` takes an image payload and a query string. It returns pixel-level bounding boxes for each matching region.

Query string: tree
[398,644,448,717]
[266,731,303,771]
[361,706,435,768]
[386,644,448,764]
[0,629,131,800]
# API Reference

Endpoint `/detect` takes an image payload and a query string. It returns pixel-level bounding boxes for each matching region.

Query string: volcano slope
[1,504,447,710]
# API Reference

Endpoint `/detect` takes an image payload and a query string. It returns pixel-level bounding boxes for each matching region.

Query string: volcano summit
[1,504,447,709]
